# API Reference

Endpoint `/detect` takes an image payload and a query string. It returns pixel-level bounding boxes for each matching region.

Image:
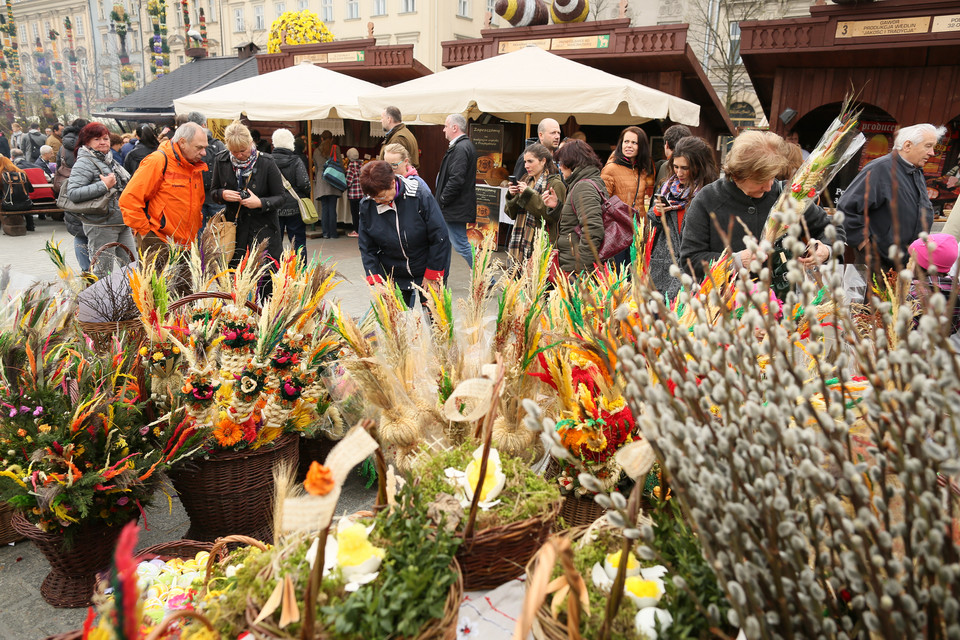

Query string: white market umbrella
[357,46,700,128]
[173,62,384,122]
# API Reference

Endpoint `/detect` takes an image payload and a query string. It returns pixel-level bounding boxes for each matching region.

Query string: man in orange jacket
[119,122,208,250]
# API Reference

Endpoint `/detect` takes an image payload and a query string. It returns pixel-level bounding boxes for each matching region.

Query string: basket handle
[144,609,219,640]
[90,241,137,269]
[167,291,262,316]
[462,357,506,543]
[515,536,584,640]
[203,534,270,585]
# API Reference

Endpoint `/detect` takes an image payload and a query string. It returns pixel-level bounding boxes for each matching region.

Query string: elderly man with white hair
[33,144,56,180]
[840,122,946,269]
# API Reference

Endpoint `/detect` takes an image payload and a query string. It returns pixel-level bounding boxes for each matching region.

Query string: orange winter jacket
[120,140,206,245]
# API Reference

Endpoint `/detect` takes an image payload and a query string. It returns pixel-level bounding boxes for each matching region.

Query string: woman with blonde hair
[312,129,345,238]
[679,130,844,279]
[210,120,285,269]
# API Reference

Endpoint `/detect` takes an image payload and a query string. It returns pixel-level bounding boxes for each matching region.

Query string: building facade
[9,0,100,116]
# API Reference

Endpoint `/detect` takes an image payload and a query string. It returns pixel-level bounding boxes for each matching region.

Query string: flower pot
[11,511,136,608]
[170,432,299,544]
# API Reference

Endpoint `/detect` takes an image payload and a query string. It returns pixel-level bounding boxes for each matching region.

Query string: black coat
[123,142,158,176]
[435,135,478,223]
[838,152,934,267]
[0,133,9,158]
[358,175,450,291]
[58,127,81,169]
[272,148,311,217]
[679,178,844,278]
[210,150,285,262]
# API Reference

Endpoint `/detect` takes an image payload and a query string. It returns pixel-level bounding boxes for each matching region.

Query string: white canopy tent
[173,61,384,122]
[357,46,700,132]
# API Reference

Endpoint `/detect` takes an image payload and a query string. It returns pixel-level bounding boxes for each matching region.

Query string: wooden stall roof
[441,19,735,140]
[256,38,431,85]
[740,0,960,124]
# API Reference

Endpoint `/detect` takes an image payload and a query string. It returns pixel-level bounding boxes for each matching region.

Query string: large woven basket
[456,501,560,591]
[170,433,299,544]
[12,512,137,608]
[76,242,143,351]
[0,501,22,544]
[296,432,337,482]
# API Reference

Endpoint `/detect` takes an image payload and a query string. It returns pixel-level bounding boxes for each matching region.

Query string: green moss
[416,440,561,530]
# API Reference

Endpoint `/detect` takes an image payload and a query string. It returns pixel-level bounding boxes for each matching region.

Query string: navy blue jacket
[839,152,934,267]
[358,175,450,290]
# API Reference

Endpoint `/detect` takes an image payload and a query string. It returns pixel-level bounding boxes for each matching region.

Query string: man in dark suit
[435,113,478,272]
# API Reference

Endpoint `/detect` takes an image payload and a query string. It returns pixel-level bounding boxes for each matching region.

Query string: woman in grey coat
[64,123,134,277]
[312,129,345,239]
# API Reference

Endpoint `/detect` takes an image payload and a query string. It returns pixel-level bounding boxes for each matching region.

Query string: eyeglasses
[373,195,394,204]
[388,162,402,168]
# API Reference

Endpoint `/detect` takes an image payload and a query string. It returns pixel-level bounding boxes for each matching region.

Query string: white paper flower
[624,575,665,609]
[603,550,641,580]
[635,607,673,638]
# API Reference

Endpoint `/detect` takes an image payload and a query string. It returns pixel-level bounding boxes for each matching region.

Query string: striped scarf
[230,147,258,189]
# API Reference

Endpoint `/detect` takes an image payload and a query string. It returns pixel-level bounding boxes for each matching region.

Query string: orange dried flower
[304,461,335,496]
[213,419,244,447]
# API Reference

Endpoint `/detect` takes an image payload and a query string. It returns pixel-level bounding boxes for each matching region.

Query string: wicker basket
[0,501,23,545]
[170,433,299,544]
[456,501,560,591]
[296,433,337,482]
[40,632,83,640]
[12,512,137,608]
[556,493,606,530]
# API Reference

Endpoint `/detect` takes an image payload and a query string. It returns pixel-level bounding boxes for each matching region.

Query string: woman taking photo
[602,126,653,266]
[63,122,134,277]
[504,142,566,269]
[210,121,285,268]
[542,139,607,274]
[648,136,718,298]
[357,160,450,308]
[679,130,843,280]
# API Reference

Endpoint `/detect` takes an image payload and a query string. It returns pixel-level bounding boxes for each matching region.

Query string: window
[487,0,497,24]
[75,14,84,36]
[346,0,358,18]
[728,21,741,64]
[18,25,26,43]
[275,2,285,17]
[32,23,39,42]
[44,20,51,36]
[373,0,386,15]
[457,0,469,18]
[321,0,333,21]
[234,7,244,32]
[206,0,217,22]
[298,0,309,9]
[401,0,415,12]
[254,5,265,30]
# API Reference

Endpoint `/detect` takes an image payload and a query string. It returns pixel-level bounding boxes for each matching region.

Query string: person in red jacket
[119,122,208,255]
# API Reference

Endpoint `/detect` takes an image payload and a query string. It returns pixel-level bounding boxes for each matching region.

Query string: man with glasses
[120,122,209,254]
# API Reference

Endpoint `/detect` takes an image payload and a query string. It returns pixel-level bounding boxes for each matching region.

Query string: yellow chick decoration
[336,522,385,585]
[462,447,507,505]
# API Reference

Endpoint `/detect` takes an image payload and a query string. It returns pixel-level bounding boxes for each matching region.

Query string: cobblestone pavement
[0,217,484,639]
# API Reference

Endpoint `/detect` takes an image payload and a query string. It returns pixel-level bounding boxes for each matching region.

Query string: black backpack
[1,171,34,211]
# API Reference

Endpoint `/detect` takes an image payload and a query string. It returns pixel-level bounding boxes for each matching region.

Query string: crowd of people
[0,108,950,311]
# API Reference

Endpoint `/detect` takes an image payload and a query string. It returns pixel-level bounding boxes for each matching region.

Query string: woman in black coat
[679,130,844,280]
[271,128,311,259]
[123,124,159,176]
[210,121,285,268]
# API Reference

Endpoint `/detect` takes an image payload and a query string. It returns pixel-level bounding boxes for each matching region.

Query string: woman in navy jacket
[358,160,450,308]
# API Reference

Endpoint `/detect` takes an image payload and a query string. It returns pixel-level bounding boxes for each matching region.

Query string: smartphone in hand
[508,175,518,185]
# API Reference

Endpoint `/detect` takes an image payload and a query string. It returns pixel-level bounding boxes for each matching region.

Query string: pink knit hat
[909,233,959,273]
